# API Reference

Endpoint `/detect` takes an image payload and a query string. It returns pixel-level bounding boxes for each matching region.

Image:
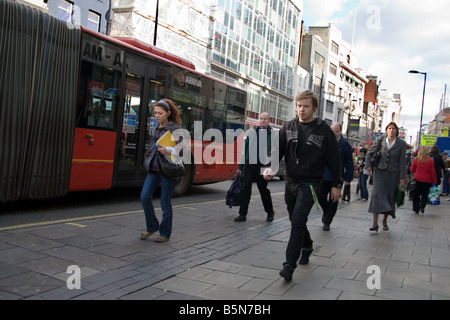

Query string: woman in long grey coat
[366,122,406,231]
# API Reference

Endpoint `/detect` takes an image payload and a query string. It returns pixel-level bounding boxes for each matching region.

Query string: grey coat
[366,135,407,215]
[366,135,407,177]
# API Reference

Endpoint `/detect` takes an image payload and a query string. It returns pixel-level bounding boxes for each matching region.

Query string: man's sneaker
[323,224,330,231]
[266,211,275,222]
[234,215,246,222]
[298,247,313,265]
[279,264,295,281]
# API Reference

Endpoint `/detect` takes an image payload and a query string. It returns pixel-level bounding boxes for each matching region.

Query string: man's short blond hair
[296,90,319,110]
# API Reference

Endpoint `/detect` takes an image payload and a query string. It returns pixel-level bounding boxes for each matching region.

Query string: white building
[303,24,367,145]
[378,89,402,132]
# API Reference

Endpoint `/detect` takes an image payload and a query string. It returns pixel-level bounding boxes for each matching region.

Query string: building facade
[16,0,110,34]
[363,75,381,140]
[108,0,306,128]
[428,108,450,137]
[378,89,402,134]
[303,24,368,146]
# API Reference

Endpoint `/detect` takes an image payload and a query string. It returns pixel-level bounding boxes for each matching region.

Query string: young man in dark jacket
[264,90,342,281]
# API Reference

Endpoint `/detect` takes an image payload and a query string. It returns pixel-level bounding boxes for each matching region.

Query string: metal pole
[444,84,447,111]
[418,72,427,149]
[154,0,159,46]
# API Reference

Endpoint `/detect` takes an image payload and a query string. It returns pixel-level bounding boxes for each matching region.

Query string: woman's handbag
[407,177,417,192]
[144,152,152,173]
[370,140,382,168]
[157,152,185,179]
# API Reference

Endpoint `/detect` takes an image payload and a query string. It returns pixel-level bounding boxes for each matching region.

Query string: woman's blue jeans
[443,172,450,193]
[140,172,176,238]
[358,173,369,200]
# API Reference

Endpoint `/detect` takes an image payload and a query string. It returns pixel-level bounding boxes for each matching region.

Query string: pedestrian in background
[263,90,341,281]
[318,122,353,231]
[366,122,406,232]
[410,146,437,214]
[441,152,449,197]
[234,112,275,222]
[140,99,185,242]
[405,150,413,200]
[429,145,445,187]
[356,147,369,201]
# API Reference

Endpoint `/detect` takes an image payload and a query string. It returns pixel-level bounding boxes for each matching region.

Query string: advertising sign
[421,134,437,146]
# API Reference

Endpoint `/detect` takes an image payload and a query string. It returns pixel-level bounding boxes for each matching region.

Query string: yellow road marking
[66,222,87,228]
[0,192,284,231]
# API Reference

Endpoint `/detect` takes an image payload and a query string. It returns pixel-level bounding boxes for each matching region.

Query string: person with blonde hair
[263,90,341,281]
[410,146,437,214]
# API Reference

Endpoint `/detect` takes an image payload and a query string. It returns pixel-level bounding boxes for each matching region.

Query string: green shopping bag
[428,185,440,205]
[396,185,405,207]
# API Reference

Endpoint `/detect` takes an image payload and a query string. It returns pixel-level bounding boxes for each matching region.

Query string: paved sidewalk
[1,188,450,300]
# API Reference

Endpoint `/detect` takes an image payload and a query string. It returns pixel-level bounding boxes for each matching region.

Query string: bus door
[115,54,147,185]
[70,34,123,192]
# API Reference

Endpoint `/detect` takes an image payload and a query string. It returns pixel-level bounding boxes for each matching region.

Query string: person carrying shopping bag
[410,146,437,214]
[141,99,186,242]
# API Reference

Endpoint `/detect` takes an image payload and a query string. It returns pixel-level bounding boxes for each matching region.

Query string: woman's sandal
[140,231,156,240]
[155,236,169,242]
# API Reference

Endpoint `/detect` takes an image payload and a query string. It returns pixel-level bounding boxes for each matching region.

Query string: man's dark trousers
[239,165,273,216]
[283,181,318,268]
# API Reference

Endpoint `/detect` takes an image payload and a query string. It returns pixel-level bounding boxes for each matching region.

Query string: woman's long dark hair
[155,98,181,125]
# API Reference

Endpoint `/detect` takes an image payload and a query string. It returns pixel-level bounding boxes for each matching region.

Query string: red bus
[0,1,246,202]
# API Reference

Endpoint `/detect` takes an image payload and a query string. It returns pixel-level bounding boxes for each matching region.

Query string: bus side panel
[191,139,241,184]
[69,128,117,191]
[192,163,237,184]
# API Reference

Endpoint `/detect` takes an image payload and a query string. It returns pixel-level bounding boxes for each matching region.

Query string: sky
[302,0,450,142]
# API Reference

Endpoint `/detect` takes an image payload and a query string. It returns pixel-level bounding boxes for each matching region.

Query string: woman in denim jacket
[140,99,185,242]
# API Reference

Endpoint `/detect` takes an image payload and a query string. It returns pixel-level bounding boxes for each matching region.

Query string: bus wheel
[173,163,193,197]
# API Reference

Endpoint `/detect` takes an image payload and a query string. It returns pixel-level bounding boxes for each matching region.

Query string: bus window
[172,87,205,135]
[76,60,121,130]
[179,105,205,135]
[146,67,168,151]
[207,82,226,134]
[118,71,144,172]
[225,88,245,131]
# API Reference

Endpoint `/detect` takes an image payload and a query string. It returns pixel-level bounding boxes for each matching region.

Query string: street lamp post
[409,70,427,149]
[154,0,159,46]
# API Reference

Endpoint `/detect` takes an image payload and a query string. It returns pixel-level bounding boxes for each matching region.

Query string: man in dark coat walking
[234,112,275,222]
[318,122,354,231]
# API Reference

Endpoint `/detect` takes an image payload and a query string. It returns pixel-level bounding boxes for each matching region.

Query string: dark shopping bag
[407,178,417,192]
[226,173,244,208]
[396,185,405,207]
